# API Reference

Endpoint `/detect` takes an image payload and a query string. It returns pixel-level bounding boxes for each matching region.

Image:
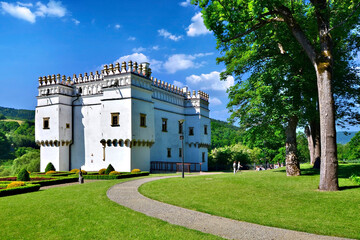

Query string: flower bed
[0,177,56,181]
[0,183,41,197]
[0,175,78,187]
[83,172,149,180]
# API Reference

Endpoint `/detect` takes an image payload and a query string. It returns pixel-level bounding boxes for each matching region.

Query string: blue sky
[0,0,233,121]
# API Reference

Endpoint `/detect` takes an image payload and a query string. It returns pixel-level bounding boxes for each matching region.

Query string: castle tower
[35,75,73,171]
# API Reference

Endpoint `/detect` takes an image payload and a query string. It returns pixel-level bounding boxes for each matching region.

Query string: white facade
[35,61,210,172]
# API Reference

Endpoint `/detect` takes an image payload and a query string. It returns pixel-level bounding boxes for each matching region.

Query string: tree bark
[305,125,315,164]
[286,116,301,176]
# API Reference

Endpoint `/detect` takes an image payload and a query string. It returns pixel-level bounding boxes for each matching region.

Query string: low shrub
[45,162,56,172]
[70,169,79,173]
[84,172,149,180]
[46,170,56,175]
[350,175,360,185]
[109,171,121,175]
[98,168,106,175]
[131,169,141,174]
[105,164,115,175]
[78,170,87,175]
[7,181,25,189]
[0,183,41,197]
[17,168,30,181]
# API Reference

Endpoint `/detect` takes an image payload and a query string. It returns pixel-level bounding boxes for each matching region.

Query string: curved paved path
[107,175,349,240]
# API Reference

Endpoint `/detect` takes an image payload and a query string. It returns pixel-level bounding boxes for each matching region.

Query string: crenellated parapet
[102,61,152,78]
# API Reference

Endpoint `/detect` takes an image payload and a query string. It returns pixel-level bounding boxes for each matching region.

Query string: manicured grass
[0,178,222,240]
[140,164,360,239]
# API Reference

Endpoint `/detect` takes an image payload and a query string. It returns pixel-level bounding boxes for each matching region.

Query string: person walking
[233,161,237,174]
[237,161,242,173]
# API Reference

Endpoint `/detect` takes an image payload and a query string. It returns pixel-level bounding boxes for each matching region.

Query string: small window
[179,148,182,158]
[43,118,50,129]
[204,125,208,135]
[202,152,205,162]
[111,113,120,126]
[189,127,194,136]
[178,121,183,134]
[162,118,167,132]
[140,114,147,127]
[167,148,171,158]
[66,123,70,129]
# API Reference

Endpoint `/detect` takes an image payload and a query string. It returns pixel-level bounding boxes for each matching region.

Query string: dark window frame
[167,148,171,158]
[189,127,194,136]
[162,118,168,132]
[204,125,208,135]
[140,113,147,127]
[111,113,120,127]
[43,117,50,129]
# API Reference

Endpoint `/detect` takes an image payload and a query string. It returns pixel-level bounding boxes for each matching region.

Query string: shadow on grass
[339,185,360,190]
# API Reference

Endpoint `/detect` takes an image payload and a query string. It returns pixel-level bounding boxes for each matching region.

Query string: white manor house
[35,61,211,172]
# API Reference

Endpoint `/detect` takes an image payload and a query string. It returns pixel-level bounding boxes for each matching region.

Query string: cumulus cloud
[185,71,234,91]
[173,80,184,88]
[132,47,146,52]
[179,0,191,7]
[35,0,66,17]
[114,53,162,72]
[0,0,67,23]
[187,12,211,37]
[209,97,222,106]
[158,29,183,41]
[128,36,136,41]
[114,24,121,29]
[152,45,159,51]
[163,53,211,73]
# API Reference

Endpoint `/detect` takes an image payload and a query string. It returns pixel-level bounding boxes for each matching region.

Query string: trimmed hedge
[30,176,78,187]
[105,164,115,175]
[0,184,41,197]
[45,162,56,172]
[17,168,30,181]
[83,172,149,180]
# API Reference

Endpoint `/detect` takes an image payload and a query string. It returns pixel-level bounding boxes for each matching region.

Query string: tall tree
[194,0,360,191]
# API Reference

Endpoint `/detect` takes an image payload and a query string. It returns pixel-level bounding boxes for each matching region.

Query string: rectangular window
[66,123,70,129]
[202,152,205,162]
[167,148,171,158]
[189,127,194,136]
[204,125,208,135]
[179,148,182,157]
[43,117,50,129]
[140,113,147,127]
[162,118,167,132]
[111,113,120,126]
[178,121,183,134]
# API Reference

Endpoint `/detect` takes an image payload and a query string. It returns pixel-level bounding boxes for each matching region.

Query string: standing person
[237,161,242,173]
[233,161,237,174]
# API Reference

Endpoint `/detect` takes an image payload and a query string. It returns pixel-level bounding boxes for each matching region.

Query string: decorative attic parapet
[102,61,152,78]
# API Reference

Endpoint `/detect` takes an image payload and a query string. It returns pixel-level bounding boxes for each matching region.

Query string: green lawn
[0,178,222,240]
[140,164,360,239]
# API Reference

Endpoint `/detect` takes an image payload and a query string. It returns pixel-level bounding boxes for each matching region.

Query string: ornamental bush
[131,169,141,174]
[17,168,30,181]
[109,171,121,175]
[45,162,56,172]
[105,164,115,175]
[98,168,106,175]
[7,181,25,189]
[46,170,56,175]
[70,169,79,173]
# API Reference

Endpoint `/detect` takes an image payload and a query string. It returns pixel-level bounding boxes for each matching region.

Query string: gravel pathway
[107,175,350,240]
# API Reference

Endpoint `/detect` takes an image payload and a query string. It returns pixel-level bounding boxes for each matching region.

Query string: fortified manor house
[35,61,211,172]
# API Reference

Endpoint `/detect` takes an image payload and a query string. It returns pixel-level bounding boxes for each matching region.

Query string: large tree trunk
[314,1,338,191]
[286,116,301,176]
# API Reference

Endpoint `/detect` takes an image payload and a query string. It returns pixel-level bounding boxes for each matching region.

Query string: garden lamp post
[179,119,185,178]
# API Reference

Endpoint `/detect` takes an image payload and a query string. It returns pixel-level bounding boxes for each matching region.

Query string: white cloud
[35,0,66,17]
[114,24,121,29]
[185,71,234,91]
[187,12,211,37]
[173,80,184,88]
[163,53,211,73]
[128,36,136,41]
[158,29,183,41]
[114,53,162,72]
[179,0,191,7]
[1,1,67,23]
[209,97,222,106]
[72,18,80,25]
[0,2,36,23]
[152,45,159,51]
[132,47,146,52]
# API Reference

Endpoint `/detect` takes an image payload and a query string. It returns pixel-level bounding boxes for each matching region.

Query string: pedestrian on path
[233,161,237,174]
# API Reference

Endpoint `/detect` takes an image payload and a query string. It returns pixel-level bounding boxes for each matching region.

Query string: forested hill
[210,119,243,149]
[0,107,35,121]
